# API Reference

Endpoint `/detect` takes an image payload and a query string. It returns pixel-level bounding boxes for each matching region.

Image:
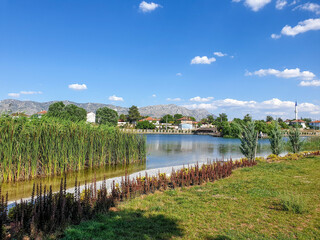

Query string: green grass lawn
[62,157,320,240]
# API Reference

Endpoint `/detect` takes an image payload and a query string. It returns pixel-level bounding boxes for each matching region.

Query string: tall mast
[295,101,298,120]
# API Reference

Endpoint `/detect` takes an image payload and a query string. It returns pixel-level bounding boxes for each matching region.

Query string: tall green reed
[0,116,146,182]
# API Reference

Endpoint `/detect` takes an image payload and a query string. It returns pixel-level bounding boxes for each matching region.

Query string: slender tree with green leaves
[288,124,304,153]
[269,122,284,155]
[239,121,258,161]
[160,114,174,123]
[128,105,140,123]
[243,114,252,123]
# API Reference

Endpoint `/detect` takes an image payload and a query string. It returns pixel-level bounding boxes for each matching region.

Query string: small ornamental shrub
[278,193,308,214]
[288,125,304,153]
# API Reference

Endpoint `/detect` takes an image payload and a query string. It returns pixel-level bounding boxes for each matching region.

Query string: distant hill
[0,99,213,121]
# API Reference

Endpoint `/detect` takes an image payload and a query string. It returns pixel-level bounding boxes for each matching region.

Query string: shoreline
[7,154,274,210]
[7,158,233,209]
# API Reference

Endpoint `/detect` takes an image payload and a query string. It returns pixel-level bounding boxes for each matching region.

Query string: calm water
[3,134,273,202]
[146,134,272,169]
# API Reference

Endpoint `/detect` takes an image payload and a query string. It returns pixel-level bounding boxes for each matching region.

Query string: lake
[3,134,273,202]
[145,134,272,169]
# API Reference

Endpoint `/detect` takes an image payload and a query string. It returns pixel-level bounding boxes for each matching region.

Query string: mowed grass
[62,157,320,240]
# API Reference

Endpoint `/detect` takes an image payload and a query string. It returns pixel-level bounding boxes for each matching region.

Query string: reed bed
[0,116,146,182]
[0,158,257,239]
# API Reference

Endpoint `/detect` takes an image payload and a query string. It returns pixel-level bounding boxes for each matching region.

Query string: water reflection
[146,134,272,169]
[2,163,146,202]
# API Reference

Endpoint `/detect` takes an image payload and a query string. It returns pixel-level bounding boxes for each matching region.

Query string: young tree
[160,114,174,123]
[174,114,183,120]
[269,122,284,155]
[243,114,252,123]
[239,121,258,161]
[266,115,274,122]
[96,107,118,126]
[288,124,304,153]
[207,115,215,124]
[216,113,228,123]
[127,105,140,123]
[254,120,268,134]
[119,114,127,122]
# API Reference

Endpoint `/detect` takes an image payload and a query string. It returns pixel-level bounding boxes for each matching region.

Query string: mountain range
[0,99,213,121]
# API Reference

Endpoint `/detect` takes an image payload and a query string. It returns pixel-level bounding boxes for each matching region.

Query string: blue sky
[1,0,320,120]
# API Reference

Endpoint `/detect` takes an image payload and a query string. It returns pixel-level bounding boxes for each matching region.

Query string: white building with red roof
[310,120,320,129]
[139,117,160,125]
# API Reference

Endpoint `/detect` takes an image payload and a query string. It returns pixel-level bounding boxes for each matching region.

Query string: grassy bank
[0,117,146,182]
[1,159,255,239]
[63,155,320,240]
[302,136,320,151]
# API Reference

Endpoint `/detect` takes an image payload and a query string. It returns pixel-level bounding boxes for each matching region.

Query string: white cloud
[191,56,216,64]
[8,93,20,98]
[247,68,316,80]
[215,98,257,108]
[68,83,87,90]
[108,95,124,101]
[232,0,241,2]
[274,18,320,37]
[276,0,287,10]
[214,52,227,57]
[289,0,297,6]
[184,97,320,119]
[20,91,42,95]
[244,0,272,11]
[294,3,320,14]
[167,98,181,101]
[8,91,43,98]
[139,1,160,12]
[183,103,218,110]
[152,94,156,97]
[265,111,287,116]
[176,73,182,76]
[271,33,281,39]
[190,96,214,102]
[299,80,320,87]
[260,98,294,109]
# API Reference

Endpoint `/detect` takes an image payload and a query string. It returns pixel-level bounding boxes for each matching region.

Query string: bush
[96,107,118,126]
[47,102,87,122]
[278,193,308,214]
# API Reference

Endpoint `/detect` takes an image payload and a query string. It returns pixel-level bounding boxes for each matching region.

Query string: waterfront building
[309,120,320,129]
[290,119,306,129]
[86,112,96,123]
[117,119,127,127]
[179,123,193,130]
[139,117,160,125]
